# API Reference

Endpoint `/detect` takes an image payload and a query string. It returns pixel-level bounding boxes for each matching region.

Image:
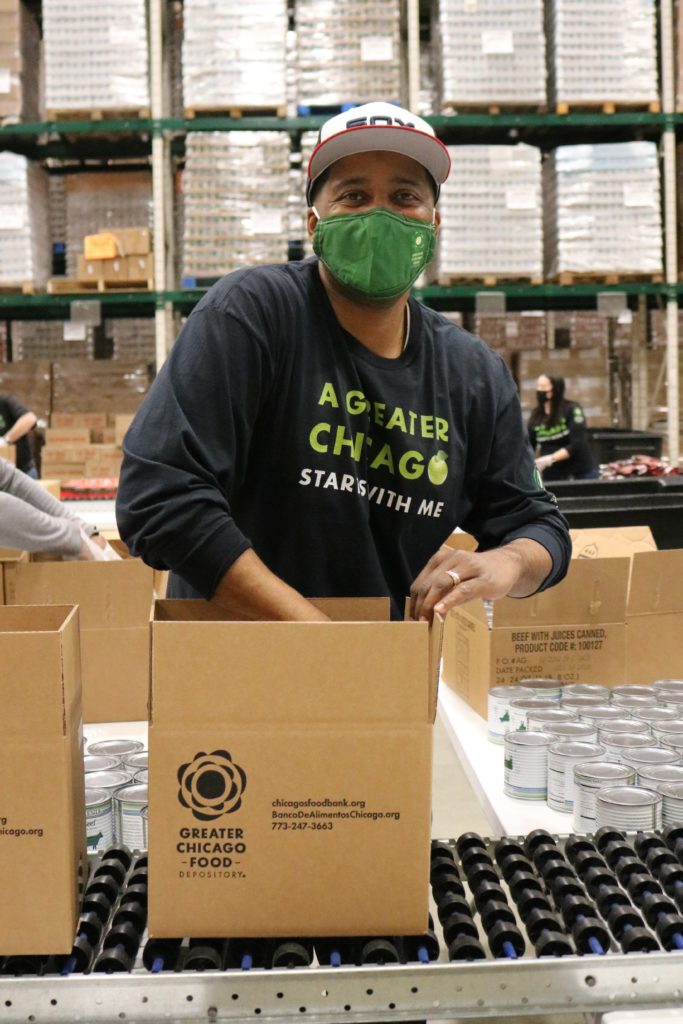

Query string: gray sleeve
[0,457,95,534]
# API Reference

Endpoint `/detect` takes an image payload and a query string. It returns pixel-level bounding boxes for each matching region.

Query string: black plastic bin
[588,428,663,464]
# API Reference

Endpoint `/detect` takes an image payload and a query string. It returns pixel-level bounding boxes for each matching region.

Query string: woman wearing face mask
[528,374,599,481]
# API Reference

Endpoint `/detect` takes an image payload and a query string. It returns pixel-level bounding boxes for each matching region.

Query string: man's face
[307,150,440,236]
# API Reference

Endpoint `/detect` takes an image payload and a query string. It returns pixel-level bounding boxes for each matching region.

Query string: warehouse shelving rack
[0,0,680,460]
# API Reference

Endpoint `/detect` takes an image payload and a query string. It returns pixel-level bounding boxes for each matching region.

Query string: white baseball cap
[306,102,451,205]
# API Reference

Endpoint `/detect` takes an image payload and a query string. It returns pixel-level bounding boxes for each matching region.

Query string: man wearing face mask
[116,102,570,622]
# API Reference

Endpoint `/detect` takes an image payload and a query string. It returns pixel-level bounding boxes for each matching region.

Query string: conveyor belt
[2,829,683,1022]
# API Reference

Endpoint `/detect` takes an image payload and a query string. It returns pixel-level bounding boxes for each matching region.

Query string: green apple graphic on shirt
[427,450,448,485]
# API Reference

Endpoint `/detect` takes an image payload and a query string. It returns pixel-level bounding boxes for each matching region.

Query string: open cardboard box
[0,604,86,954]
[148,598,443,938]
[2,541,157,722]
[440,526,682,718]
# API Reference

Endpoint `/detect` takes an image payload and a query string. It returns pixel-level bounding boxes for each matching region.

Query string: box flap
[571,526,657,559]
[491,557,631,627]
[11,559,155,628]
[0,605,80,735]
[151,616,430,725]
[627,549,683,616]
[429,613,444,722]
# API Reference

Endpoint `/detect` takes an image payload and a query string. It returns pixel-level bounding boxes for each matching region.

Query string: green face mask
[312,207,436,301]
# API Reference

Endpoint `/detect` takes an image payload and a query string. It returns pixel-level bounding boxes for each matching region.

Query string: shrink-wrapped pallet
[434,0,546,109]
[182,0,287,112]
[181,132,290,279]
[64,171,153,278]
[544,143,662,278]
[0,0,41,121]
[12,321,95,362]
[295,0,401,108]
[547,0,658,106]
[437,144,543,281]
[43,0,149,113]
[0,154,50,287]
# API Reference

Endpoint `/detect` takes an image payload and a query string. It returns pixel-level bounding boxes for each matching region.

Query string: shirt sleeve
[564,402,589,458]
[5,394,28,424]
[115,301,276,599]
[460,387,572,592]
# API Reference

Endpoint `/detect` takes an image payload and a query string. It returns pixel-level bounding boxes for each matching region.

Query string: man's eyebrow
[330,174,427,188]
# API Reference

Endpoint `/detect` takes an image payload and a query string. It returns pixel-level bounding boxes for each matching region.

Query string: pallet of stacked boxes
[74,226,153,292]
[0,0,41,122]
[295,0,401,112]
[435,144,543,285]
[42,0,149,118]
[0,359,51,425]
[181,132,290,285]
[0,154,50,290]
[433,0,546,113]
[182,0,287,117]
[517,347,613,428]
[471,312,547,370]
[104,318,156,363]
[544,143,663,283]
[546,0,659,112]
[12,320,95,361]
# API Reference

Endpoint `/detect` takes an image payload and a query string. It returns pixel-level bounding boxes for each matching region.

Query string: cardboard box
[4,548,157,722]
[126,254,154,281]
[148,598,442,938]
[626,549,683,684]
[114,413,135,447]
[0,546,25,604]
[76,255,105,281]
[45,427,92,446]
[98,227,152,257]
[83,233,119,261]
[51,413,108,431]
[99,258,129,283]
[441,527,669,718]
[37,478,62,499]
[0,604,86,954]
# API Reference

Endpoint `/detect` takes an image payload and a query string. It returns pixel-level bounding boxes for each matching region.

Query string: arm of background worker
[0,456,99,537]
[536,446,570,472]
[410,537,552,621]
[2,409,37,443]
[212,549,329,621]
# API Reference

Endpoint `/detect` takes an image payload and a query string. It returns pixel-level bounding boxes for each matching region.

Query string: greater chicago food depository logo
[177,750,247,821]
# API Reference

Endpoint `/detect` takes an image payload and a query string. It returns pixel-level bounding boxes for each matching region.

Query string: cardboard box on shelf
[76,255,105,281]
[51,413,108,431]
[148,598,442,939]
[99,258,130,282]
[126,254,154,281]
[4,545,157,722]
[114,413,135,447]
[0,604,86,955]
[99,227,151,256]
[84,448,123,478]
[83,233,119,261]
[44,427,92,446]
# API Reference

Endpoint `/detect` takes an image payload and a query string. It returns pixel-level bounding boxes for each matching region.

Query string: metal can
[596,785,662,830]
[631,706,681,725]
[508,697,558,733]
[561,683,611,700]
[135,768,149,784]
[123,751,148,772]
[542,721,599,743]
[527,709,578,733]
[518,678,563,701]
[619,746,681,770]
[596,719,651,739]
[637,764,683,789]
[611,685,657,703]
[658,733,683,758]
[560,695,611,711]
[84,753,121,773]
[652,679,683,695]
[658,694,683,713]
[487,685,528,744]
[85,788,113,853]
[504,731,552,800]
[651,719,683,740]
[114,783,148,851]
[599,732,653,763]
[85,770,134,841]
[657,781,683,825]
[577,706,628,727]
[573,762,636,833]
[87,738,145,758]
[612,695,659,710]
[547,740,605,813]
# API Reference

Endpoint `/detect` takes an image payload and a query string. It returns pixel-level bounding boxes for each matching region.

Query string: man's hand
[535,454,553,473]
[409,539,553,622]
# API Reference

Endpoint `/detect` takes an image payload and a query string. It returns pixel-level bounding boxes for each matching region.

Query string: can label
[117,800,147,850]
[86,796,113,852]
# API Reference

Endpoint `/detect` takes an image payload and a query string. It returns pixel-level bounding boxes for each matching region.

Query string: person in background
[528,374,599,481]
[0,392,38,477]
[0,457,119,560]
[117,101,571,622]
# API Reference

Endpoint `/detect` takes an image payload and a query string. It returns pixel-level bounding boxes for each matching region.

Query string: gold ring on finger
[445,569,461,588]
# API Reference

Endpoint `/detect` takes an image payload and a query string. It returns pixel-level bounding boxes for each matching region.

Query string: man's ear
[306,207,319,239]
[433,208,441,238]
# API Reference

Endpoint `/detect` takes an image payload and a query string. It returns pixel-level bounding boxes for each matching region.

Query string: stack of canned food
[494,678,683,833]
[83,739,149,853]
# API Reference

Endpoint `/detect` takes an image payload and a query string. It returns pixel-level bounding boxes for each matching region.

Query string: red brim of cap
[307,124,451,196]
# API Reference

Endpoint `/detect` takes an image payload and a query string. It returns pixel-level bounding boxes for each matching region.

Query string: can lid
[88,739,145,756]
[657,781,683,798]
[84,754,120,772]
[612,685,656,698]
[85,770,133,789]
[505,730,552,748]
[600,732,652,748]
[85,788,111,806]
[623,746,680,764]
[638,764,683,782]
[549,740,605,757]
[114,783,148,803]
[574,761,635,781]
[597,785,662,807]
